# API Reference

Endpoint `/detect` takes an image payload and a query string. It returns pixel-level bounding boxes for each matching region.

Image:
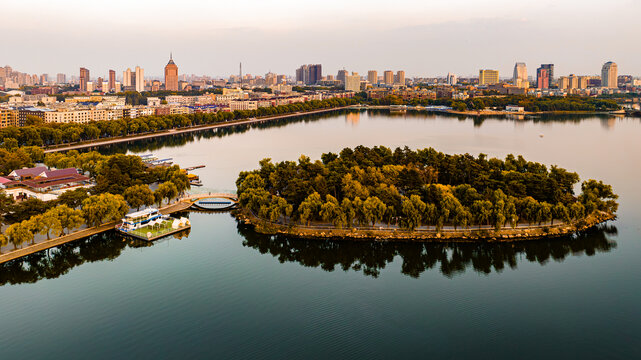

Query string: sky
[2,0,640,79]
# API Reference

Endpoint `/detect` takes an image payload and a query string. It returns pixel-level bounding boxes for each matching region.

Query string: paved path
[44,106,350,153]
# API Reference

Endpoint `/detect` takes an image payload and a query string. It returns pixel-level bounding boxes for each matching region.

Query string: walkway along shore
[0,194,218,265]
[43,106,352,153]
[235,209,616,243]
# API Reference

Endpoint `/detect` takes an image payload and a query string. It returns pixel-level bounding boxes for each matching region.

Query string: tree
[154,182,178,206]
[298,192,322,226]
[56,188,90,209]
[552,203,570,225]
[537,202,553,225]
[52,205,84,235]
[569,202,585,221]
[0,191,15,225]
[26,215,46,244]
[40,210,63,239]
[471,200,493,229]
[123,184,155,210]
[82,193,129,227]
[341,198,356,227]
[0,234,8,254]
[6,221,34,249]
[362,196,387,226]
[401,195,426,230]
[320,195,345,228]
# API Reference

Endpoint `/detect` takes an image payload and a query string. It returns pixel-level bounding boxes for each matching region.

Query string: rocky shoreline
[234,210,616,243]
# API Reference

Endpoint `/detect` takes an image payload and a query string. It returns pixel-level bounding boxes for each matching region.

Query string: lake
[1,110,640,359]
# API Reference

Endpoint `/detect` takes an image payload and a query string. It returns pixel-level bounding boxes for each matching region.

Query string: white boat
[116,208,168,233]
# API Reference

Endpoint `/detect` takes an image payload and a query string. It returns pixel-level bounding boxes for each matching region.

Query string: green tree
[0,234,8,254]
[362,196,387,226]
[552,203,570,225]
[298,192,322,226]
[401,195,426,230]
[154,182,178,206]
[82,193,129,227]
[6,221,34,249]
[56,188,90,209]
[123,184,155,210]
[52,205,84,235]
[471,200,493,229]
[320,195,346,228]
[40,210,63,239]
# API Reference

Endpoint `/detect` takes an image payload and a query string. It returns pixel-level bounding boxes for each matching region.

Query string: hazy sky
[3,0,640,78]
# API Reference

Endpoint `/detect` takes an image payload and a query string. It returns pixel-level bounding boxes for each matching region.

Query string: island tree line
[236,146,618,231]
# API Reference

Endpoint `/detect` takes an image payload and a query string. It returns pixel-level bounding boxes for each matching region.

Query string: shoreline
[235,209,616,243]
[43,106,351,153]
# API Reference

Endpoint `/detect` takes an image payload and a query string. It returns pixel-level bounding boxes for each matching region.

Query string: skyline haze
[2,0,640,78]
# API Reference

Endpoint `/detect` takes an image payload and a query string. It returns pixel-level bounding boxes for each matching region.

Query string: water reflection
[238,223,618,279]
[87,109,635,155]
[94,109,354,155]
[0,229,190,286]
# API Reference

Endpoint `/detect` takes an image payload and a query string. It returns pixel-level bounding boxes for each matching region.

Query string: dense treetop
[236,146,618,231]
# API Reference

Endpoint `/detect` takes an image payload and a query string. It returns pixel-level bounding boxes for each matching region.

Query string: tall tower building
[345,72,361,92]
[337,69,348,84]
[108,70,116,92]
[479,69,499,85]
[446,73,457,85]
[367,70,378,85]
[134,66,145,92]
[513,62,528,88]
[383,70,394,85]
[540,64,555,85]
[601,61,618,89]
[395,70,405,85]
[79,67,90,92]
[164,54,179,91]
[536,67,549,89]
[56,73,66,84]
[123,68,132,87]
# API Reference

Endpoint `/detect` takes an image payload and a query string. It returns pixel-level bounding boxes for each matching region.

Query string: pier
[0,193,238,265]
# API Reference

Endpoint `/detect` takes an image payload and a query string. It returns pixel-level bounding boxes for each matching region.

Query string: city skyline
[2,0,640,77]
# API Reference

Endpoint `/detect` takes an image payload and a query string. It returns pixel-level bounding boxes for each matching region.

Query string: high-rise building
[108,70,116,92]
[135,66,144,92]
[536,67,549,89]
[601,61,618,89]
[513,62,528,88]
[96,77,103,92]
[56,73,66,84]
[446,73,457,85]
[479,69,499,85]
[337,69,348,84]
[165,54,179,91]
[344,72,361,92]
[540,64,555,85]
[295,64,322,85]
[395,70,405,85]
[383,70,394,85]
[367,70,378,85]
[79,67,90,92]
[123,68,132,87]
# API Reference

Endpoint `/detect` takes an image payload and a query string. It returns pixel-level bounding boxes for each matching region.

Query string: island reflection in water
[237,223,618,279]
[0,221,616,285]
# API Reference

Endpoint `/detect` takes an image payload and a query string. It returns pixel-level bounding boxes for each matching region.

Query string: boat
[115,208,191,241]
[190,179,203,186]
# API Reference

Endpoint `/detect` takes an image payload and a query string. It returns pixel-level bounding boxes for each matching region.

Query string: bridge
[160,193,238,214]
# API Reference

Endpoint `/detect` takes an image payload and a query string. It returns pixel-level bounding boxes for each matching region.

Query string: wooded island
[235,146,618,241]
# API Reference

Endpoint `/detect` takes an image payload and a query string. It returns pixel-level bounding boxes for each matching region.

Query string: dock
[0,193,238,265]
[184,165,206,171]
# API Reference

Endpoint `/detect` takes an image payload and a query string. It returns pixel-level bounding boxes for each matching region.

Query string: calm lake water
[2,110,640,359]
